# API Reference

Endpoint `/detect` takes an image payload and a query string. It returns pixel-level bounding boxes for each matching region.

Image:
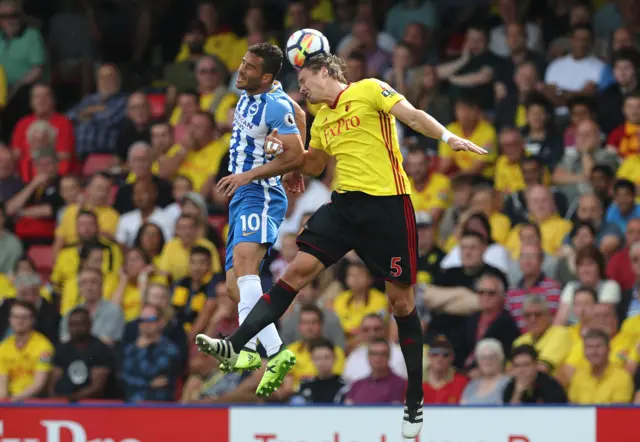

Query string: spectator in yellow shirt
[566,286,597,343]
[51,211,123,297]
[165,112,228,192]
[174,2,238,69]
[562,303,633,384]
[169,57,237,134]
[512,294,572,374]
[438,96,497,179]
[404,148,450,222]
[567,330,634,404]
[110,248,156,322]
[53,172,120,257]
[288,304,346,388]
[158,214,222,283]
[133,222,167,268]
[333,261,389,349]
[0,301,54,400]
[505,185,572,257]
[494,127,527,193]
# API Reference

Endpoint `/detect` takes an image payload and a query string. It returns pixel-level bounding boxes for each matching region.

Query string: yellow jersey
[309,79,410,196]
[0,332,53,396]
[333,288,389,336]
[158,237,222,282]
[174,139,229,192]
[506,215,573,258]
[55,204,120,245]
[438,120,497,178]
[51,238,123,296]
[409,174,450,213]
[616,155,640,203]
[568,364,634,404]
[174,32,238,69]
[494,155,526,193]
[512,325,572,373]
[170,91,238,134]
[564,332,633,370]
[288,340,345,388]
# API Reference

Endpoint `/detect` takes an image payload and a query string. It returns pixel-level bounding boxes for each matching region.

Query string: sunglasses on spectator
[429,348,451,357]
[140,316,158,323]
[477,289,497,296]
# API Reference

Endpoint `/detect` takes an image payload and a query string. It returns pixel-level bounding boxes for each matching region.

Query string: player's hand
[217,172,253,196]
[448,134,488,155]
[265,129,284,156]
[283,171,305,193]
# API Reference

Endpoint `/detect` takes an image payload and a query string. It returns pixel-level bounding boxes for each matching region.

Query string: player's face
[298,67,327,104]
[237,52,267,91]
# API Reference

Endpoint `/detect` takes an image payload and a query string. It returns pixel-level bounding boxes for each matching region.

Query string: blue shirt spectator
[120,305,181,402]
[605,179,640,234]
[67,64,127,157]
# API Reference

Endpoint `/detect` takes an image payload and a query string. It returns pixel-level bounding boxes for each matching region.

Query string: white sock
[237,274,283,356]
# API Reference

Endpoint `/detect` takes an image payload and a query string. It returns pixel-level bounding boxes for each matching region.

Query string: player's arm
[299,146,330,177]
[245,131,305,181]
[389,98,486,155]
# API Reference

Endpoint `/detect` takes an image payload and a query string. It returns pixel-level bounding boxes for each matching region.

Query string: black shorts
[297,191,418,285]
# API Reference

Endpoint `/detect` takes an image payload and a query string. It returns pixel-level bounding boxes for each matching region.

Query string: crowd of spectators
[1,0,640,407]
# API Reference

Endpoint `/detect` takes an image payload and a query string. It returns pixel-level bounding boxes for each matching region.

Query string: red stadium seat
[82,154,118,176]
[147,93,166,118]
[208,215,227,234]
[28,245,54,276]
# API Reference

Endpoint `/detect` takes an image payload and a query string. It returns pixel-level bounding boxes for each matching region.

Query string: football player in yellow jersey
[196,54,485,438]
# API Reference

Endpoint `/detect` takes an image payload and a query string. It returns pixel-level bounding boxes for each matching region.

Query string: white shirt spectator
[440,243,513,274]
[115,207,174,246]
[560,279,621,308]
[489,23,543,57]
[342,343,407,384]
[275,179,331,250]
[545,54,605,92]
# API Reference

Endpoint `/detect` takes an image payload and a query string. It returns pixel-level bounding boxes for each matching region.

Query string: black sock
[229,280,298,353]
[395,308,424,406]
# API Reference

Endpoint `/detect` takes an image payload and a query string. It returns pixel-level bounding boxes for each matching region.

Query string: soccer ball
[286,28,331,69]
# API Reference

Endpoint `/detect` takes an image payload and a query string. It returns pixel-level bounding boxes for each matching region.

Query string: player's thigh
[296,201,353,269]
[355,195,418,286]
[225,269,240,304]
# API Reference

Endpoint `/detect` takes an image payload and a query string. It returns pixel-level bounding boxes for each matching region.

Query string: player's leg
[197,199,352,395]
[233,241,284,357]
[355,194,423,438]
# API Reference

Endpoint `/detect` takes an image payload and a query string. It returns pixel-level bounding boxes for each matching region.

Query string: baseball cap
[429,335,454,353]
[415,211,433,228]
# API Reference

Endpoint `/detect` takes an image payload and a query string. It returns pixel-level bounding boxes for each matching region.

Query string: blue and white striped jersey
[228,81,300,187]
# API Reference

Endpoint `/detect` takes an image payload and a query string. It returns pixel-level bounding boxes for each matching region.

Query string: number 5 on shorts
[390,257,402,277]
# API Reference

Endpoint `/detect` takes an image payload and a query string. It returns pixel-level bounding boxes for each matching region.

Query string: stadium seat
[147,93,166,118]
[208,215,227,234]
[83,154,118,176]
[28,245,54,277]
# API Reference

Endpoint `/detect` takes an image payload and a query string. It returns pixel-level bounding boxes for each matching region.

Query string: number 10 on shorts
[241,214,261,233]
[390,257,402,277]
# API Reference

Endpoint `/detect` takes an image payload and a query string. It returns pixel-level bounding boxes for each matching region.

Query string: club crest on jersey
[345,102,351,112]
[247,102,260,117]
[285,112,295,127]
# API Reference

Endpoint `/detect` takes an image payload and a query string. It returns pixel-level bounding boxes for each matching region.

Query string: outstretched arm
[389,99,487,155]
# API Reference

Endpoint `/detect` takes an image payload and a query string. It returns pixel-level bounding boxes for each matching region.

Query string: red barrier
[0,406,228,442]
[597,408,640,442]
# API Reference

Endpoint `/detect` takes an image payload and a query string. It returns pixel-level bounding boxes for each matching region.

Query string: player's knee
[280,253,324,290]
[232,243,264,276]
[387,284,413,316]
